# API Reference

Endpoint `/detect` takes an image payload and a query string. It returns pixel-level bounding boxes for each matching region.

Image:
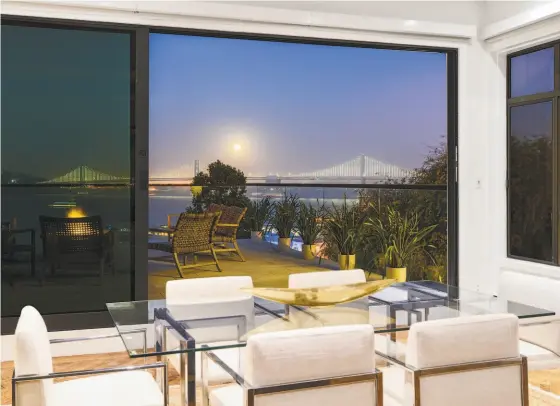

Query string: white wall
[480,14,560,295]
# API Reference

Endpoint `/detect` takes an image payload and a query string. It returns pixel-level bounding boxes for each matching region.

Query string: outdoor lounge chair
[148,211,222,278]
[207,204,248,262]
[39,215,114,281]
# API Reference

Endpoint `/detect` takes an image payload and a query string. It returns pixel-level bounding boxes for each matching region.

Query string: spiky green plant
[295,201,326,245]
[246,196,272,232]
[266,193,300,239]
[322,197,366,255]
[366,205,437,268]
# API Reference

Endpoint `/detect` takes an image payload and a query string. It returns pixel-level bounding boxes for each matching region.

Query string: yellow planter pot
[386,267,407,282]
[278,237,292,251]
[338,254,356,270]
[190,185,203,196]
[302,245,315,260]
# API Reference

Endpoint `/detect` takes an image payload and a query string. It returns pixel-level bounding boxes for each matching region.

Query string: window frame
[147,27,460,287]
[0,15,459,332]
[0,15,150,334]
[507,41,560,265]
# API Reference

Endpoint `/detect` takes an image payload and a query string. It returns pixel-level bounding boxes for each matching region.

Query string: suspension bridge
[43,155,413,185]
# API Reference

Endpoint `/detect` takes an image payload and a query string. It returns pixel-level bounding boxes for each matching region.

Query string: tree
[190,160,250,212]
[509,135,552,260]
[357,139,448,280]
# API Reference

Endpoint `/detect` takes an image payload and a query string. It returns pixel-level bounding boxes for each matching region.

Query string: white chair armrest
[520,320,560,356]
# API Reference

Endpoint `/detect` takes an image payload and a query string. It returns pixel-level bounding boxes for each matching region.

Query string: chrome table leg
[180,339,196,406]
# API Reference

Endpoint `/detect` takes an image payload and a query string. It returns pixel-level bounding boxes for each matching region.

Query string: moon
[233,143,241,152]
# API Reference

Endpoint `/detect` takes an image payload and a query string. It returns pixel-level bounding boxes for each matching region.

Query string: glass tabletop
[106,281,555,358]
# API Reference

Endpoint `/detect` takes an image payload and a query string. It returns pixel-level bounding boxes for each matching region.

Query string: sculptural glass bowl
[241,279,396,307]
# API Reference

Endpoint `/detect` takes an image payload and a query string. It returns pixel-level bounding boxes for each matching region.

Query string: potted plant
[295,201,325,260]
[266,193,299,250]
[246,196,272,240]
[367,205,436,282]
[323,197,366,269]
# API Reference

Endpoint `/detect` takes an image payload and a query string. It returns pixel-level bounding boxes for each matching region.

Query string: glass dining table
[106,281,555,406]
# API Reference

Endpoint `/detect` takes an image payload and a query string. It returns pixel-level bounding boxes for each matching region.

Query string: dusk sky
[149,33,448,178]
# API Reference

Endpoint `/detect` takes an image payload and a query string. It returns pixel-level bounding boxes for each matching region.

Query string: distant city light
[233,143,241,151]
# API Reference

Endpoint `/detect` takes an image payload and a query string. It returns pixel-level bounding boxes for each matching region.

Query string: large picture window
[148,32,458,289]
[508,41,560,264]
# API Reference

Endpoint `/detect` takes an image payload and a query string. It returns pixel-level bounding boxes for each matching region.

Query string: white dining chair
[499,270,560,370]
[382,313,528,406]
[287,269,398,353]
[12,306,167,406]
[164,276,255,385]
[203,324,383,406]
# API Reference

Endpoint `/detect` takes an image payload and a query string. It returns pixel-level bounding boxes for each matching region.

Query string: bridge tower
[359,154,366,184]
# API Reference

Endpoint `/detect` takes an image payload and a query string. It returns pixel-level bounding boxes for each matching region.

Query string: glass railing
[148,183,448,283]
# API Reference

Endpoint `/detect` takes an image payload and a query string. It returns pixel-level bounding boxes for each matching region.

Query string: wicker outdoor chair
[148,211,222,278]
[39,215,114,281]
[207,204,248,262]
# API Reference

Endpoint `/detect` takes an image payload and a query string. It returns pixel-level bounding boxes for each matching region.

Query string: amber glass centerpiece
[242,279,395,306]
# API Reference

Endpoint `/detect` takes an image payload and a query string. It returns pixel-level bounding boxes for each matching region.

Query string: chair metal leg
[210,248,222,272]
[201,352,210,406]
[173,253,185,278]
[233,241,246,262]
[180,340,197,406]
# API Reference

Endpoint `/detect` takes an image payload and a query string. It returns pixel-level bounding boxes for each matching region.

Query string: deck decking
[148,238,377,299]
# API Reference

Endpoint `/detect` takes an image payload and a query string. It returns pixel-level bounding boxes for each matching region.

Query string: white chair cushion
[166,276,253,304]
[167,296,256,341]
[383,394,404,406]
[210,384,243,406]
[381,367,407,404]
[499,270,560,315]
[374,335,407,361]
[246,324,375,386]
[406,313,519,368]
[288,269,366,288]
[406,314,523,406]
[519,319,560,357]
[53,370,163,406]
[165,277,255,385]
[168,347,242,385]
[209,325,378,406]
[14,306,54,406]
[499,270,560,355]
[519,340,560,370]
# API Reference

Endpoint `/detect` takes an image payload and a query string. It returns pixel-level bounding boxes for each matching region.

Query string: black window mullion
[553,96,559,263]
[507,39,560,266]
[556,96,560,263]
[555,44,560,91]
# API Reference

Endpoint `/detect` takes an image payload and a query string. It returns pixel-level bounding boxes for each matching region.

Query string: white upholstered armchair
[164,276,255,385]
[203,324,383,406]
[499,270,560,370]
[12,306,167,406]
[381,313,528,406]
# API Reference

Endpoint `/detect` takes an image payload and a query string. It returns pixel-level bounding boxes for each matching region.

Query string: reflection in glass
[1,24,133,317]
[509,102,553,261]
[510,47,554,98]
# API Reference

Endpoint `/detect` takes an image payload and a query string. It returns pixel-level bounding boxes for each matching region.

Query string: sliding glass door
[1,20,142,326]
